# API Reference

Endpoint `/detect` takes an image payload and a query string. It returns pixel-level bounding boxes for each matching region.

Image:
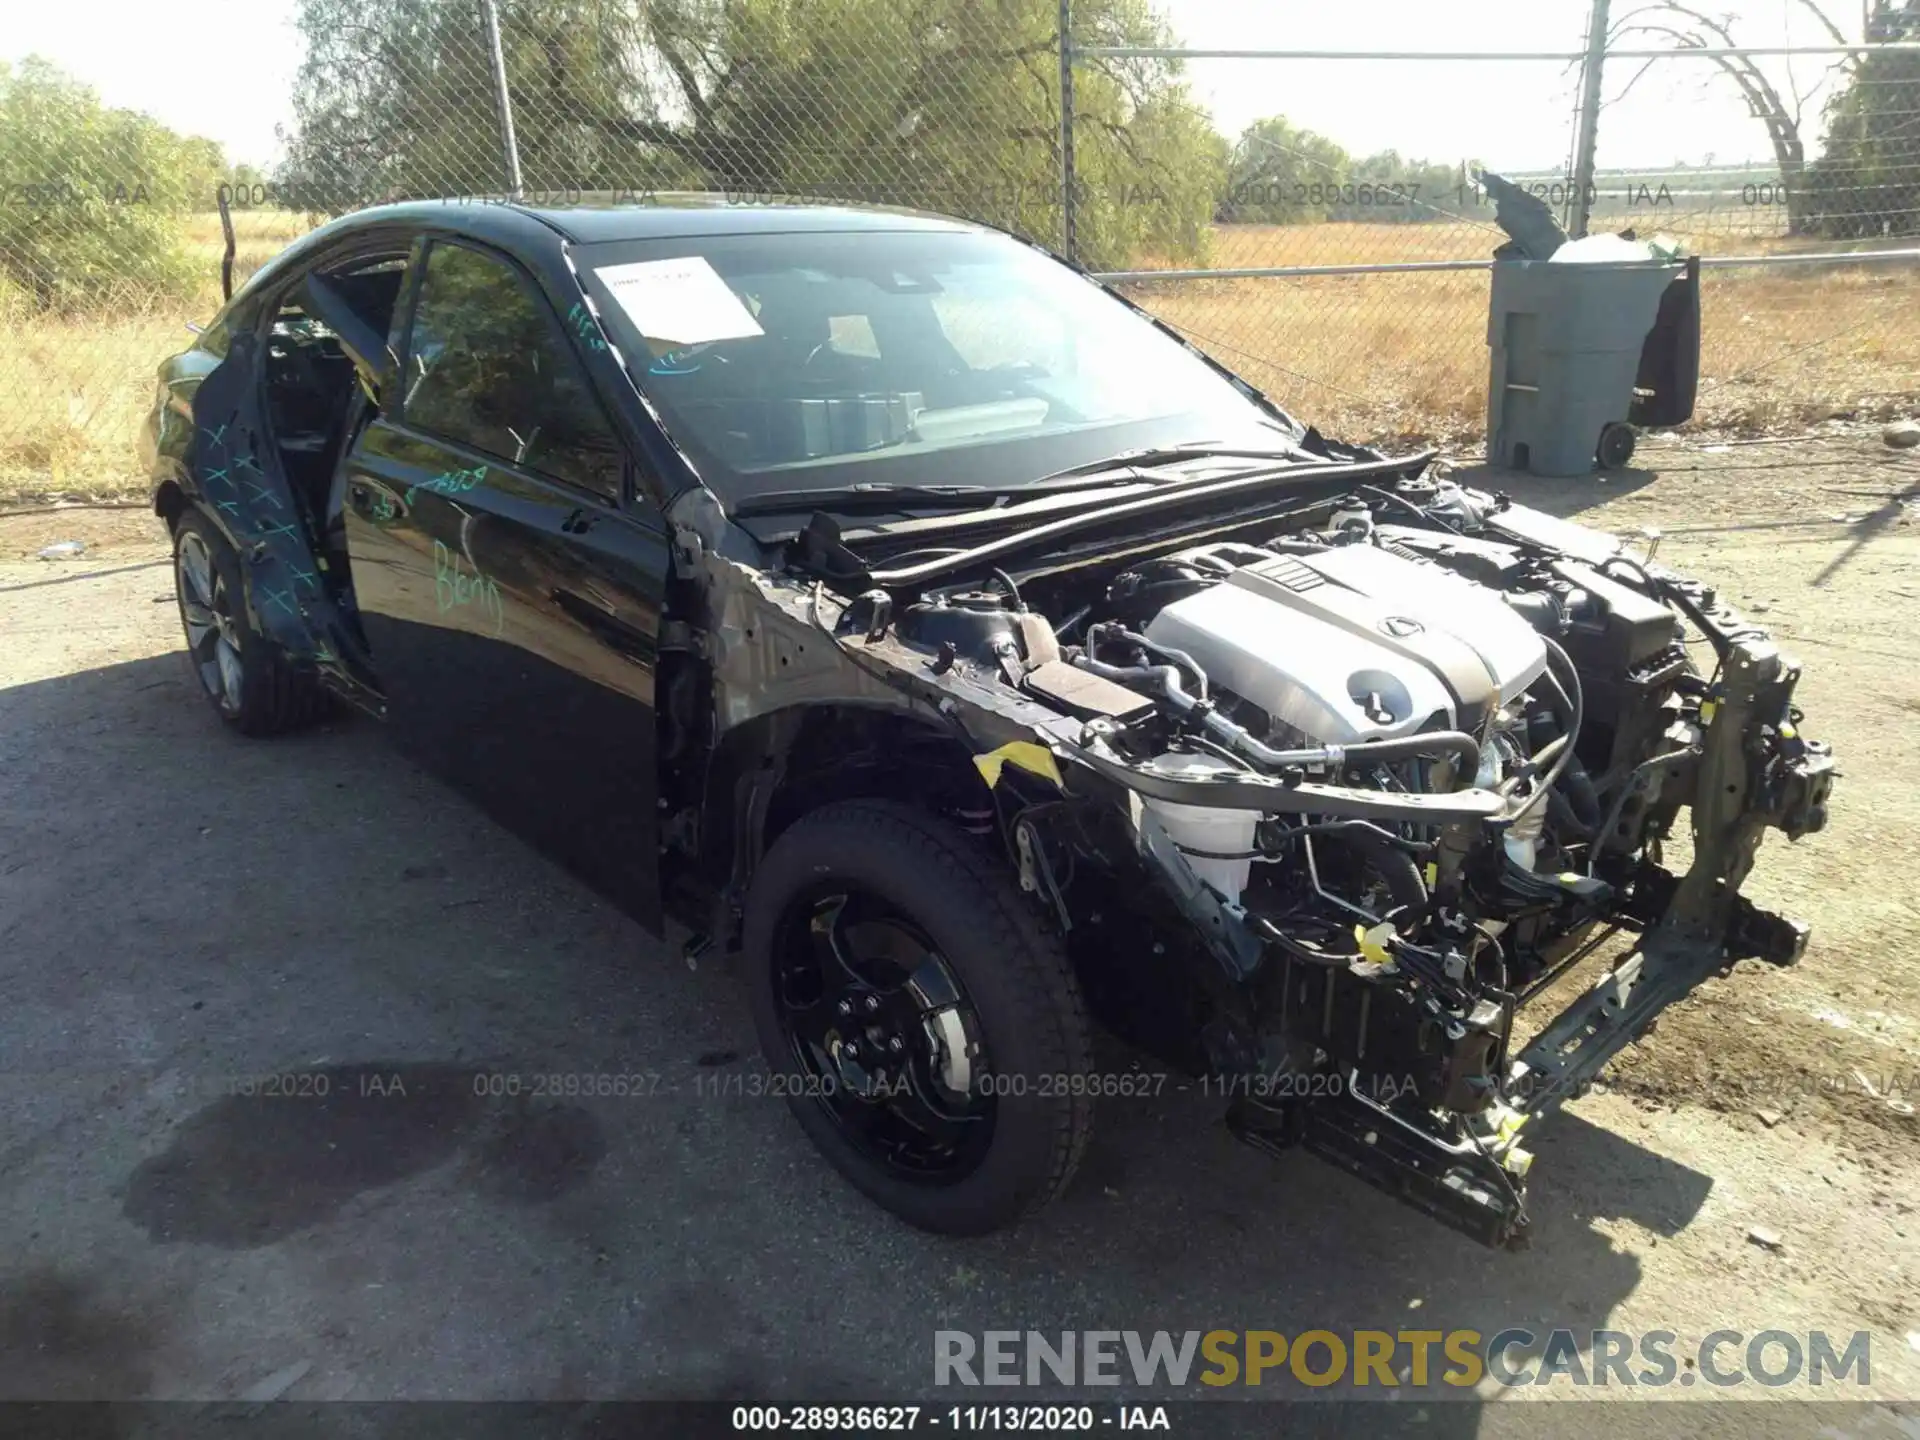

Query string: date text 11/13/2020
[728,1405,1170,1432]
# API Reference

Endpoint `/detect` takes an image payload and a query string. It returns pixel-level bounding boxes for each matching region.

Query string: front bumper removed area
[1227,627,1833,1249]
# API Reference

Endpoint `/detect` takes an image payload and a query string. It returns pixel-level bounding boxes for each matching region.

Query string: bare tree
[1607,1,1857,233]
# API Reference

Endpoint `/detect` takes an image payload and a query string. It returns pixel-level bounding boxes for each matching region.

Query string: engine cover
[1143,542,1550,744]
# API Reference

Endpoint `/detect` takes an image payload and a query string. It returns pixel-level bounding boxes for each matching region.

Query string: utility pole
[1569,0,1611,237]
[1058,0,1078,261]
[481,0,525,200]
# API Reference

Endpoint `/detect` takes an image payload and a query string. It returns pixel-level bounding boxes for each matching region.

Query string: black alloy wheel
[743,799,1094,1234]
[170,510,328,735]
[770,885,996,1181]
[175,523,246,719]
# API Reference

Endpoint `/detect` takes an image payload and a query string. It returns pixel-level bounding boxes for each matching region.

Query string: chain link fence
[3,0,1918,502]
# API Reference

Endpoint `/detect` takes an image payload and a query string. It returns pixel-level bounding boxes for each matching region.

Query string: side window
[401,243,623,501]
[330,254,410,344]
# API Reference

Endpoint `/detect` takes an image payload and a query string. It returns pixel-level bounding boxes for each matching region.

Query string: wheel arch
[154,477,189,530]
[696,700,1000,927]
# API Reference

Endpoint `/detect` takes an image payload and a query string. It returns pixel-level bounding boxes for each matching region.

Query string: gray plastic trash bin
[1486,257,1687,477]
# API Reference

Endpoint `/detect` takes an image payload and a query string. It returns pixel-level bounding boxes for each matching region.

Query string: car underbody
[659,451,1835,1247]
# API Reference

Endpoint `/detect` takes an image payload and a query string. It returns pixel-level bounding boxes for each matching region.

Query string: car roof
[241,197,991,303]
[300,195,980,249]
[228,195,1019,342]
[518,195,984,243]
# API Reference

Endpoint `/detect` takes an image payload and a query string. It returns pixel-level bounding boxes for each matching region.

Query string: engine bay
[882,478,1699,942]
[801,469,1837,1245]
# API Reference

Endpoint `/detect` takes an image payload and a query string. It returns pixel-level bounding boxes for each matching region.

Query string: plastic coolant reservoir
[1138,752,1259,901]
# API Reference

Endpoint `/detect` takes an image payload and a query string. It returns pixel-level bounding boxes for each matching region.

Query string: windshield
[575,227,1296,505]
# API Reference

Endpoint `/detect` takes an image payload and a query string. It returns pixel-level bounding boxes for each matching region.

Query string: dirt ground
[1,434,1918,1425]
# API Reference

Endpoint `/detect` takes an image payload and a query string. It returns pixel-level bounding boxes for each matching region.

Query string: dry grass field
[1132,222,1920,448]
[4,212,1916,503]
[1,210,308,504]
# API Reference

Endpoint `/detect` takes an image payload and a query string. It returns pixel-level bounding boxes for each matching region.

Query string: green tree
[1324,150,1459,224]
[227,161,271,197]
[277,0,1224,269]
[1218,117,1351,224]
[1805,0,1920,237]
[0,57,223,311]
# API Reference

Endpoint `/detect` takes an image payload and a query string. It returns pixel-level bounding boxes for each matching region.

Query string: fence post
[481,0,524,199]
[1568,0,1611,237]
[1058,0,1077,261]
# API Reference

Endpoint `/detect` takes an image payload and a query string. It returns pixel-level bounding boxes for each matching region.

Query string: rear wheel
[1596,421,1636,469]
[742,799,1094,1234]
[172,510,328,736]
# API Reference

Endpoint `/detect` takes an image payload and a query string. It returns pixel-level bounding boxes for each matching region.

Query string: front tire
[172,509,328,736]
[742,799,1094,1234]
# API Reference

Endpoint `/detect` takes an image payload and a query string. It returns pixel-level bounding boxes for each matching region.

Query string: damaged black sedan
[141,199,1834,1245]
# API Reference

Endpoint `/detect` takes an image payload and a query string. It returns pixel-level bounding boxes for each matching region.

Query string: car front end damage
[683,454,1836,1248]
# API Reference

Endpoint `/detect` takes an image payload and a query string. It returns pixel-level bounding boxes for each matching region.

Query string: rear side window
[401,242,623,501]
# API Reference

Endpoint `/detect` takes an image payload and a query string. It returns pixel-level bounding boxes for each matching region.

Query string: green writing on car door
[406,464,486,505]
[434,540,504,636]
[567,301,609,352]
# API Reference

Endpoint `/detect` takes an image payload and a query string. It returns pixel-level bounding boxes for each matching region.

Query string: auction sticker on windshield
[593,256,765,345]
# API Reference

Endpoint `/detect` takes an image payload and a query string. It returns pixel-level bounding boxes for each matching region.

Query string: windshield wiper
[732,473,1147,517]
[1030,440,1313,482]
[731,443,1313,518]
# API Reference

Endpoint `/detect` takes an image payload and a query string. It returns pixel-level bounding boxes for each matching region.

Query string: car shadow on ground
[0,652,1713,1411]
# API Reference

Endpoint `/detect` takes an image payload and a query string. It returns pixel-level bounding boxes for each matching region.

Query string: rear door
[339,238,670,927]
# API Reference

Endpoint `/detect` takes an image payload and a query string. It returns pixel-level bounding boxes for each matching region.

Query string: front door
[340,238,670,927]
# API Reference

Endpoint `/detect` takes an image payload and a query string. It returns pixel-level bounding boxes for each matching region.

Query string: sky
[1,0,1865,174]
[5,0,305,168]
[1159,0,1861,174]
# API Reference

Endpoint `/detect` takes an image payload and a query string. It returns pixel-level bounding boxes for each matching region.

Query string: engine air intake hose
[1498,633,1583,822]
[1067,650,1481,779]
